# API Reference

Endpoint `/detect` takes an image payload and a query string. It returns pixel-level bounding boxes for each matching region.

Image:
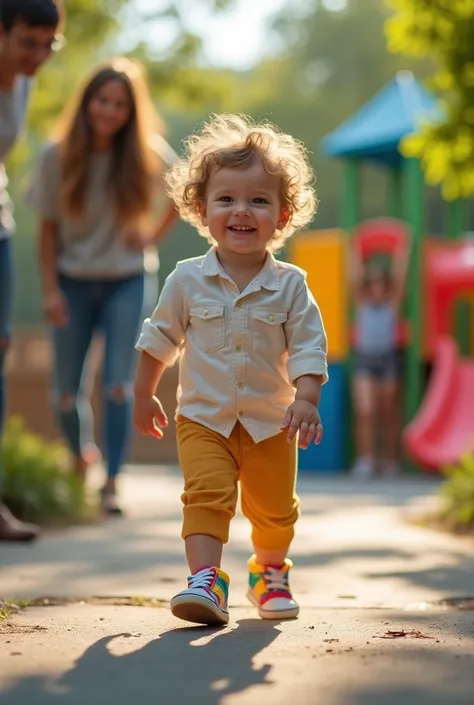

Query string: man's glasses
[17,34,66,54]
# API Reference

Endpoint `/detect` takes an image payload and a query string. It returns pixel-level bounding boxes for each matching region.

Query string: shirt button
[235,345,242,352]
[238,411,244,417]
[236,381,244,389]
[203,310,209,317]
[235,301,242,308]
[268,314,275,322]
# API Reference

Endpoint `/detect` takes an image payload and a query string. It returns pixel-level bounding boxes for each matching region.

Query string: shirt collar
[257,252,280,291]
[202,247,280,291]
[201,247,222,277]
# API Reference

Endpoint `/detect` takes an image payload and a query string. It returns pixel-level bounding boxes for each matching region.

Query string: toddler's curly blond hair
[165,113,317,252]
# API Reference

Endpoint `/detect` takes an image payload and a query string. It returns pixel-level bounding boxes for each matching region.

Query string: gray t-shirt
[355,303,398,354]
[0,76,31,239]
[28,136,178,279]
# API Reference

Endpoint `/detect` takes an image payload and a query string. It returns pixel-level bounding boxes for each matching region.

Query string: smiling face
[200,156,289,259]
[87,78,133,142]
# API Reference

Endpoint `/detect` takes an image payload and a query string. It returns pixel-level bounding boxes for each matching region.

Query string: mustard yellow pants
[176,416,299,551]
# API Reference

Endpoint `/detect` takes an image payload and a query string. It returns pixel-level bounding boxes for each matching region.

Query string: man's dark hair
[0,0,61,32]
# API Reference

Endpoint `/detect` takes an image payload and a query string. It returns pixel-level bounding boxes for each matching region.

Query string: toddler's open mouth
[228,225,256,233]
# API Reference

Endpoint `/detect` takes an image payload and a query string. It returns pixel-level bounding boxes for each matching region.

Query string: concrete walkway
[1,468,473,704]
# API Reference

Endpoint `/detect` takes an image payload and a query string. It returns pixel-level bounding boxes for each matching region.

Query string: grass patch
[0,596,168,609]
[1,417,98,525]
[434,453,474,534]
[0,607,11,622]
[0,600,22,622]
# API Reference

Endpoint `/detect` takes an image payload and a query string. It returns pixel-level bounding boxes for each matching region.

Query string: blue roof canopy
[322,72,441,167]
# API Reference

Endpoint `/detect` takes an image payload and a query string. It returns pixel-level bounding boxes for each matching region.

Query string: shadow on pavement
[0,474,467,602]
[0,619,282,705]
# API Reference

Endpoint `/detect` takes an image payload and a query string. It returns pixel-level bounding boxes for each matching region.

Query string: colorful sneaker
[247,556,299,620]
[170,566,230,626]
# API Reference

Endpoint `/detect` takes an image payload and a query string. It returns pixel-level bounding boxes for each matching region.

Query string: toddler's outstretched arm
[282,375,324,449]
[133,265,188,439]
[391,231,412,310]
[282,275,328,448]
[133,353,168,439]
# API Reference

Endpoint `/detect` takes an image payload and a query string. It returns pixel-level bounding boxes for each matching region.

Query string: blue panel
[298,363,347,473]
[321,72,441,162]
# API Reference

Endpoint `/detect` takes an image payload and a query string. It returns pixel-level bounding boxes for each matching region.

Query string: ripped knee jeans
[51,273,146,478]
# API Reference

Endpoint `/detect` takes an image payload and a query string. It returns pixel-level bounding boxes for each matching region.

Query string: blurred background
[4,0,474,478]
[8,0,444,324]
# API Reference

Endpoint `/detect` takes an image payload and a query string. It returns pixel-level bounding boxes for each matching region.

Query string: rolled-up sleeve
[285,277,328,385]
[135,266,187,367]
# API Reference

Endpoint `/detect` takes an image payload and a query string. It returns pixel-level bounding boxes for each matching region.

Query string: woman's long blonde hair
[53,57,163,225]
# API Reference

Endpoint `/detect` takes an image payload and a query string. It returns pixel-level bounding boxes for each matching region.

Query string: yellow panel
[289,230,348,360]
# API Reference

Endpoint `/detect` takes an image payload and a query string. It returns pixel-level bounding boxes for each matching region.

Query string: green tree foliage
[27,0,128,135]
[28,0,236,137]
[386,0,474,200]
[239,0,423,228]
[10,0,237,325]
[12,0,442,324]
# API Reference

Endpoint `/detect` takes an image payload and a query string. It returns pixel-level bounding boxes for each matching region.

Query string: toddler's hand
[281,400,323,449]
[133,395,168,439]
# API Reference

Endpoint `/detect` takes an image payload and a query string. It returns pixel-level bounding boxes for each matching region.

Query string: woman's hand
[124,229,154,252]
[44,289,69,327]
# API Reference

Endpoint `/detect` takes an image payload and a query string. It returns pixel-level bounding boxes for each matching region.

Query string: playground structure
[290,71,474,473]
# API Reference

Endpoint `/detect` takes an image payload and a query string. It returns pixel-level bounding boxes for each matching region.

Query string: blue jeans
[0,238,14,488]
[52,273,148,479]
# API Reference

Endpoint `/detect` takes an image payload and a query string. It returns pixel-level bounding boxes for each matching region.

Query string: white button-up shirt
[136,247,328,442]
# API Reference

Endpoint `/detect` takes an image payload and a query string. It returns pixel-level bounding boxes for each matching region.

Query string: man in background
[0,0,62,541]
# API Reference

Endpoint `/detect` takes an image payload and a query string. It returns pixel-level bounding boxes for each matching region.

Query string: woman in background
[29,57,178,515]
[349,239,409,480]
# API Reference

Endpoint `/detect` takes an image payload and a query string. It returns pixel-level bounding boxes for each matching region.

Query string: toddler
[133,114,328,625]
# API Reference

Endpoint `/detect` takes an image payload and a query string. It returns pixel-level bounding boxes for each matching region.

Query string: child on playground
[133,114,328,626]
[349,238,410,480]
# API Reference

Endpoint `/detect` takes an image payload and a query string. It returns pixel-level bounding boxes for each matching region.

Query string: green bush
[439,453,474,532]
[1,417,97,525]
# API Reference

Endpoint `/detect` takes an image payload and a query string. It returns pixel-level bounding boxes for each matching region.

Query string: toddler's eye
[218,196,233,202]
[253,197,268,204]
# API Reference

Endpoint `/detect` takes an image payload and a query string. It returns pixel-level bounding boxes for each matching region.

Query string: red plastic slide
[403,336,474,471]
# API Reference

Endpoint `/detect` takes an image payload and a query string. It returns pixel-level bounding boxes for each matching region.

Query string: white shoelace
[262,567,289,593]
[188,568,216,590]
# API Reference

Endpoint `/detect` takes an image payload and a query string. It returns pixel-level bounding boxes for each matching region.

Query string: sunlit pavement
[1,468,473,704]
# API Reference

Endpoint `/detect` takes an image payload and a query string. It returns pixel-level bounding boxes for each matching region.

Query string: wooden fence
[5,327,180,465]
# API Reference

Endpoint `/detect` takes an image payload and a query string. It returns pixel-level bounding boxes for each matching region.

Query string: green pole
[342,159,360,470]
[447,200,470,355]
[342,159,360,231]
[447,199,468,239]
[388,167,403,219]
[403,158,424,423]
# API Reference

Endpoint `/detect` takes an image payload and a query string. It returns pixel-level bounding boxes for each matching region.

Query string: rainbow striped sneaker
[247,556,299,620]
[170,566,230,626]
